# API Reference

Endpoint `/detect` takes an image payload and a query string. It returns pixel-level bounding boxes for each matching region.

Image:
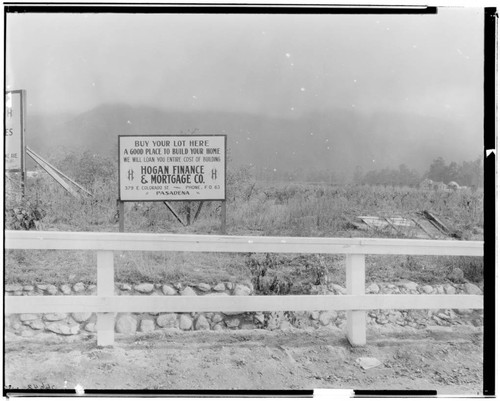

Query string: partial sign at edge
[5,90,26,172]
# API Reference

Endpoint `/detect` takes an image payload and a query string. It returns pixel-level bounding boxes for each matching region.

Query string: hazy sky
[7,8,483,132]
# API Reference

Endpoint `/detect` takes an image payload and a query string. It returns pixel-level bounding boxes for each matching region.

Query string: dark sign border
[118,134,227,202]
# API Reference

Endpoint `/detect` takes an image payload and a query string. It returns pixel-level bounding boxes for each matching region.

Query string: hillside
[26,104,481,179]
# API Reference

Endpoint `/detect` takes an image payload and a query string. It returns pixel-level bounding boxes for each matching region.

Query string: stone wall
[5,281,483,339]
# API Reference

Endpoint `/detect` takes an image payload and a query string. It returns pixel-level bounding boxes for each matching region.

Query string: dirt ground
[4,325,483,395]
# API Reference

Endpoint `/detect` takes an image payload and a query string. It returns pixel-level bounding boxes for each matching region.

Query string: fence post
[346,254,366,346]
[97,250,115,346]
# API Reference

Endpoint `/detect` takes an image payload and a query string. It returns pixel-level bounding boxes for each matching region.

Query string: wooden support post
[97,250,115,346]
[118,201,125,232]
[346,254,366,346]
[193,201,204,223]
[186,202,191,226]
[220,201,227,234]
[163,202,186,226]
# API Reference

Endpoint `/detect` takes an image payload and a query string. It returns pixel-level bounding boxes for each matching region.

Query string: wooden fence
[5,230,483,347]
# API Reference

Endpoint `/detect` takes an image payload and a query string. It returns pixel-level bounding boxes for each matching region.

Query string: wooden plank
[97,251,114,296]
[4,231,484,256]
[118,201,125,232]
[412,217,435,239]
[97,250,114,346]
[221,201,227,234]
[163,202,186,226]
[346,254,366,346]
[193,201,204,223]
[27,147,92,197]
[4,294,483,314]
[27,150,81,198]
[96,313,115,347]
[423,211,450,234]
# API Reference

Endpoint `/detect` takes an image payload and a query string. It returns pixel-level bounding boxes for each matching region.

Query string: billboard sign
[5,90,26,172]
[119,135,226,201]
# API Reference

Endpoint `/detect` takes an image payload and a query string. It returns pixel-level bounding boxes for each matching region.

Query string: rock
[197,283,211,292]
[310,311,320,320]
[5,284,23,292]
[376,316,388,325]
[162,285,177,295]
[72,312,92,323]
[225,282,234,291]
[464,283,482,295]
[87,285,97,294]
[213,324,224,331]
[20,314,39,322]
[85,322,96,332]
[455,309,472,315]
[140,319,155,333]
[387,311,402,323]
[421,285,434,294]
[366,283,380,294]
[44,313,67,321]
[36,284,48,291]
[438,313,451,321]
[319,311,337,326]
[444,284,456,295]
[115,315,137,334]
[213,283,226,292]
[436,285,444,294]
[20,330,35,337]
[157,313,178,328]
[225,318,240,329]
[401,281,418,291]
[233,284,251,296]
[179,314,193,330]
[23,285,34,291]
[134,283,154,293]
[27,320,44,330]
[330,284,347,295]
[120,283,132,291]
[356,357,382,370]
[254,313,265,325]
[212,314,223,324]
[46,285,58,295]
[448,268,465,283]
[195,315,210,330]
[60,284,72,295]
[180,286,197,296]
[10,321,21,331]
[73,282,86,292]
[46,322,79,335]
[279,321,292,330]
[426,325,452,333]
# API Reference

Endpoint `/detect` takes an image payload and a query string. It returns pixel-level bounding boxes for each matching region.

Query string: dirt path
[4,325,483,394]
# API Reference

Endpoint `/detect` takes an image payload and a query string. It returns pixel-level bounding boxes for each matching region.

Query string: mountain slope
[26,104,481,179]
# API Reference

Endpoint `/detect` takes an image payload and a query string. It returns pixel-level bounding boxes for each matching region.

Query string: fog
[6,7,484,176]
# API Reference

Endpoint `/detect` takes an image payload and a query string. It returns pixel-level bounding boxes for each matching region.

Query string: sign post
[5,90,26,196]
[118,135,226,232]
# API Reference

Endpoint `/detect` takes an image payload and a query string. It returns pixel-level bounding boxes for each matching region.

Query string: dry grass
[5,175,484,287]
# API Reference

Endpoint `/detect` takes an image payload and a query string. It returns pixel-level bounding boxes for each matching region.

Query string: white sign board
[5,90,25,172]
[119,135,226,201]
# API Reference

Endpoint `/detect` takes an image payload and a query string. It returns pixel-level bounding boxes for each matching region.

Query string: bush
[5,200,46,230]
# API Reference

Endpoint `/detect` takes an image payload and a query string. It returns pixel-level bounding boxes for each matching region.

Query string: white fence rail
[5,231,483,347]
